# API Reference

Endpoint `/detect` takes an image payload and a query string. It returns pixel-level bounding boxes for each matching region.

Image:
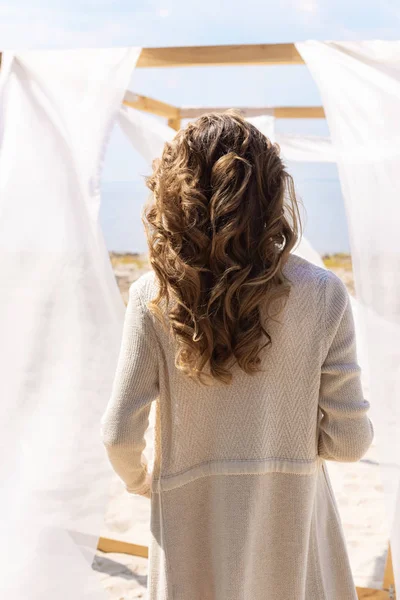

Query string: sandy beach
[95,253,389,598]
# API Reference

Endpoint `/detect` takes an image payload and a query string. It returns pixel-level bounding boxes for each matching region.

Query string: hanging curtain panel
[0,48,139,599]
[296,40,400,590]
[246,114,276,142]
[119,106,338,166]
[118,105,176,165]
[241,115,336,163]
[276,134,335,163]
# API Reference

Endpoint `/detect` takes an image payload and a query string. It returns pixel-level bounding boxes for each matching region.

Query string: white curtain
[118,104,175,164]
[246,114,276,142]
[297,40,400,590]
[119,106,337,165]
[0,48,139,599]
[246,116,335,163]
[277,134,335,163]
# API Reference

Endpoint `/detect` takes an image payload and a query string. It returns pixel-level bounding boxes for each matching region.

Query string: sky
[1,1,399,254]
[1,1,400,48]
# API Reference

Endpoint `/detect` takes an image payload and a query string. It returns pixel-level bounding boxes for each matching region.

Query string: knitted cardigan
[101,253,374,600]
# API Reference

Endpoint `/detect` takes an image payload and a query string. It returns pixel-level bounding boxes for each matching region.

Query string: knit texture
[101,253,374,600]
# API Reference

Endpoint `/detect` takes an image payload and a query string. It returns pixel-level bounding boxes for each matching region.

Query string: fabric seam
[152,456,323,493]
[158,455,319,481]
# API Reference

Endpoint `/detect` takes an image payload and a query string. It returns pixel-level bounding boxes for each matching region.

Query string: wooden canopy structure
[123,90,325,130]
[0,42,395,599]
[135,42,304,67]
[120,42,325,130]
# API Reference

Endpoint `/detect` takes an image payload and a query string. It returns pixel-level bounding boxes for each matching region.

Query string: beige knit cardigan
[101,254,374,600]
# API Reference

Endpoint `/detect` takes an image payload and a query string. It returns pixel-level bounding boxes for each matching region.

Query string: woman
[101,110,374,600]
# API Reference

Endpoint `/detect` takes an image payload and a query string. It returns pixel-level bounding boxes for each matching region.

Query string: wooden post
[97,536,148,558]
[123,90,179,120]
[383,544,395,594]
[167,116,181,130]
[355,542,395,599]
[356,588,390,599]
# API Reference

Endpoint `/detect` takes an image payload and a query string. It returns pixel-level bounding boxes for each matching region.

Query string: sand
[95,254,389,598]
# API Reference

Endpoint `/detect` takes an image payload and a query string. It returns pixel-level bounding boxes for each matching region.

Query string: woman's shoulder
[284,253,349,308]
[283,252,325,280]
[127,270,159,311]
[284,253,344,288]
[284,253,349,318]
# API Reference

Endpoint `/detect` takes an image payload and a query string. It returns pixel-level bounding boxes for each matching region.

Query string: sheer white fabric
[118,106,336,165]
[297,40,400,589]
[118,105,175,164]
[246,114,276,141]
[0,48,139,599]
[244,115,337,163]
[277,134,335,163]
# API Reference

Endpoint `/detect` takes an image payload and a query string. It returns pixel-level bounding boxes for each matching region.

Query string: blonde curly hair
[142,110,301,385]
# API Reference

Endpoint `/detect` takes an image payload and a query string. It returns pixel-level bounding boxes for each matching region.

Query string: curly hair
[142,110,302,385]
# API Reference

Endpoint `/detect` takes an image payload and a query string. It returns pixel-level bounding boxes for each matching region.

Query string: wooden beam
[180,107,273,119]
[123,90,179,119]
[274,106,325,119]
[168,116,181,130]
[122,92,325,121]
[356,588,390,599]
[97,536,148,558]
[180,106,325,119]
[383,544,395,592]
[137,43,304,68]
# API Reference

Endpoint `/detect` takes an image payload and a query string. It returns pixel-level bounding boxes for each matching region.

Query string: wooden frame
[136,43,304,68]
[122,92,326,131]
[179,106,325,119]
[124,90,179,120]
[0,42,395,599]
[98,536,148,558]
[97,537,395,599]
[118,41,323,130]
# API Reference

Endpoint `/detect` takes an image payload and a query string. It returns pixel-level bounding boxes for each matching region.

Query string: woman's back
[102,253,373,600]
[101,112,373,600]
[141,252,363,479]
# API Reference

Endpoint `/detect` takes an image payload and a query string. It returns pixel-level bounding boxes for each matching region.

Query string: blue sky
[1,1,400,48]
[1,1,399,253]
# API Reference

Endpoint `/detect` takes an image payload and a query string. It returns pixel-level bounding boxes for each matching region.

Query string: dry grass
[109,251,355,302]
[322,253,355,296]
[322,252,353,270]
[109,252,150,304]
[109,252,150,269]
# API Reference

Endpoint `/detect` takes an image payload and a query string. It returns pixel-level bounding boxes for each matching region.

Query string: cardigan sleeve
[318,271,374,462]
[100,279,159,496]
